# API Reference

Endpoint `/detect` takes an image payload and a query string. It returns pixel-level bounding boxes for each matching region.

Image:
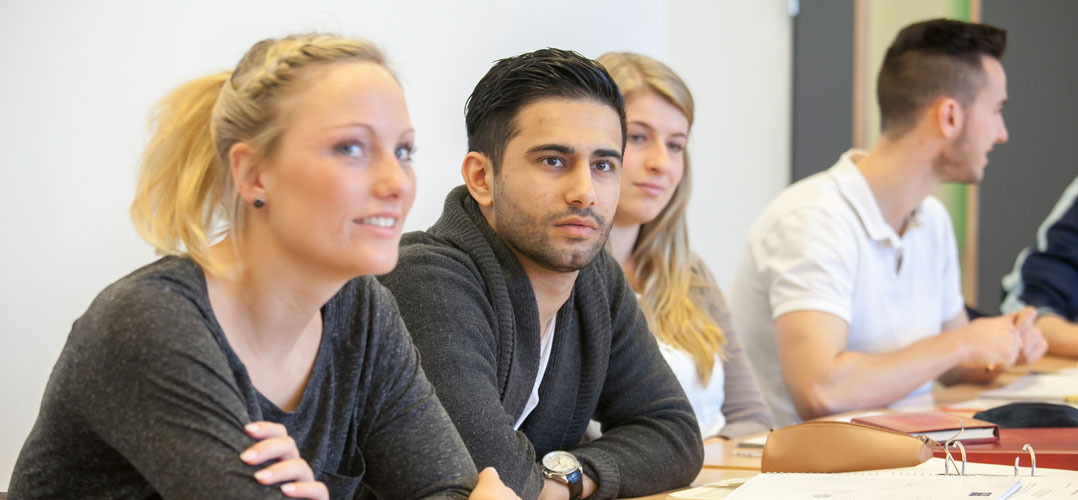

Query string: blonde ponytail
[128,34,387,275]
[131,72,231,275]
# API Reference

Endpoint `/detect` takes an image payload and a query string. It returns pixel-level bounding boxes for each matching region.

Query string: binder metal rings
[1014,443,1037,477]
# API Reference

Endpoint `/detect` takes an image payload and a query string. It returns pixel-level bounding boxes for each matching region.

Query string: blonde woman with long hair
[598,52,771,438]
[10,34,515,500]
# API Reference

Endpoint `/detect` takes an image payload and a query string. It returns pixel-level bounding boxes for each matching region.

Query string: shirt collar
[827,149,924,248]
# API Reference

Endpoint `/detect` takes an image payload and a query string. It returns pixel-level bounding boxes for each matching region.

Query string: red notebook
[851,412,1000,444]
[932,428,1078,470]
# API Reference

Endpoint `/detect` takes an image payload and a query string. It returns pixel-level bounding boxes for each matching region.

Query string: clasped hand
[240,422,521,500]
[964,306,1048,372]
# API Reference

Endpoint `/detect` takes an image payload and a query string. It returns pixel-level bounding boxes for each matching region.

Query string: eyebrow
[323,122,416,140]
[324,122,374,133]
[594,148,623,160]
[628,121,688,139]
[527,143,622,161]
[527,143,574,155]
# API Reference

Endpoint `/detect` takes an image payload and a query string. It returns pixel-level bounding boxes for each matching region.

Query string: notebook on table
[851,411,1000,444]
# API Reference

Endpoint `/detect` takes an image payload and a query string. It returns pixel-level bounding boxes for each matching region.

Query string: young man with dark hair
[379,48,702,500]
[731,19,1048,427]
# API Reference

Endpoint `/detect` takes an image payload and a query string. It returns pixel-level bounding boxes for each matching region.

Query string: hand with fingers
[1011,306,1049,365]
[469,467,521,500]
[960,315,1021,373]
[241,421,328,500]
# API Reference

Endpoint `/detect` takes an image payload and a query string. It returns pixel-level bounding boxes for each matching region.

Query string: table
[931,354,1076,405]
[627,355,1078,498]
[702,436,763,470]
[621,468,757,500]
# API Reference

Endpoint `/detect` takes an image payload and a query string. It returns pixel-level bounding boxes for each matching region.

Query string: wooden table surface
[931,354,1075,405]
[702,435,764,470]
[621,468,758,500]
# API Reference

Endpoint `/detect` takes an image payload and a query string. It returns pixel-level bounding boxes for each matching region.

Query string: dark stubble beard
[932,122,980,184]
[492,188,610,273]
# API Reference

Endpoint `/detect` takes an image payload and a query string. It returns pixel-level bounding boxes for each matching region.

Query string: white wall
[0,0,790,488]
[667,1,792,287]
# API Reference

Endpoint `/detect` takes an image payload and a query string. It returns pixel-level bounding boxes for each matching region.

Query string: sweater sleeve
[42,279,295,500]
[688,256,773,439]
[1002,178,1078,321]
[379,248,546,500]
[573,252,704,499]
[354,283,477,500]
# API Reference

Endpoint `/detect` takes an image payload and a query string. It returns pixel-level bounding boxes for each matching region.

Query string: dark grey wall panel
[792,0,854,181]
[977,0,1078,313]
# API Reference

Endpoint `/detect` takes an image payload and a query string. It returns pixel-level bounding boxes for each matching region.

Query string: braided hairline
[234,34,385,101]
[210,34,386,161]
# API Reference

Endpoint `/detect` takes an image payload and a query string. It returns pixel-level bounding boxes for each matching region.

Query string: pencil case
[762,420,934,473]
[974,402,1078,428]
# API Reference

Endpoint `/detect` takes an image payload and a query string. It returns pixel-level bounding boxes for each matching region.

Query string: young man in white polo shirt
[731,19,1048,426]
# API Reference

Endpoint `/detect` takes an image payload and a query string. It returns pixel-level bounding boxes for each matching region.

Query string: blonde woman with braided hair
[10,34,516,500]
[597,52,771,439]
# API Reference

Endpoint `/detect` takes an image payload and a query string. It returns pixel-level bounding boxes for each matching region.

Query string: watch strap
[565,468,583,500]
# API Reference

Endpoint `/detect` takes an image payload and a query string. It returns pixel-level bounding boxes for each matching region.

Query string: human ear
[461,152,495,208]
[229,142,265,207]
[934,97,965,139]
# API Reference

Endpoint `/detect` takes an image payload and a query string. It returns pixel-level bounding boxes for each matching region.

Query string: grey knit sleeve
[355,283,477,500]
[379,249,546,500]
[574,252,704,499]
[10,277,295,500]
[689,254,773,438]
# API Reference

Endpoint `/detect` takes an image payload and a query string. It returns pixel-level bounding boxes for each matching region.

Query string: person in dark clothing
[379,48,703,500]
[1002,176,1078,356]
[9,34,516,500]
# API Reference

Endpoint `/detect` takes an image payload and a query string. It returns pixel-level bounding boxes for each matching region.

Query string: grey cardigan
[379,186,704,500]
[10,257,475,499]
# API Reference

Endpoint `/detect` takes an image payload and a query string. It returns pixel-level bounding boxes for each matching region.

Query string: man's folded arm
[582,254,704,499]
[380,251,545,500]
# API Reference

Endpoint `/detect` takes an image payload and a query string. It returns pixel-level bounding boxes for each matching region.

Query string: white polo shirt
[731,149,965,426]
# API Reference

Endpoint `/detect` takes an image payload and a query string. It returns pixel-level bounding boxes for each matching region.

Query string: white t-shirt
[657,340,727,438]
[731,149,965,426]
[513,316,557,430]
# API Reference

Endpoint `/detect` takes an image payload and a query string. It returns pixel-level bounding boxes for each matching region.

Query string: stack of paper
[668,460,1078,500]
[982,369,1078,401]
[722,472,1020,500]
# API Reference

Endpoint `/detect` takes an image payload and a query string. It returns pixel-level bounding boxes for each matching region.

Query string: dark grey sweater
[10,257,475,500]
[378,186,704,500]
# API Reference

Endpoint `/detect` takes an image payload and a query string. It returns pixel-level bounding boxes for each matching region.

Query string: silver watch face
[542,450,580,474]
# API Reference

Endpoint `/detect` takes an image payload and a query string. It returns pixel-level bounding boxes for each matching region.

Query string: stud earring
[253,199,265,209]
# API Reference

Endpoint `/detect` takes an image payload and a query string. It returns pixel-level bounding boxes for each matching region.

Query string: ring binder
[931,428,1078,469]
[943,416,966,445]
[1014,444,1037,477]
[944,440,967,476]
[716,470,1023,500]
[943,417,967,476]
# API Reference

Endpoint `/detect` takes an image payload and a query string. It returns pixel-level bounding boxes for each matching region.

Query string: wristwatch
[541,450,583,500]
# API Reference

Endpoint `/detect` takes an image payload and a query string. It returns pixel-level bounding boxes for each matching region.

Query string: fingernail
[240,450,257,462]
[255,469,272,481]
[245,423,260,432]
[282,484,296,493]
